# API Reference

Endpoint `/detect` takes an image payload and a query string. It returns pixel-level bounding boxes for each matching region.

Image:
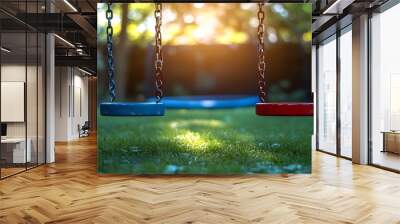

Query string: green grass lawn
[98,108,312,174]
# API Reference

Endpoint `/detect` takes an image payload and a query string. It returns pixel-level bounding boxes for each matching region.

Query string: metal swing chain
[106,2,116,102]
[257,3,267,103]
[154,3,164,103]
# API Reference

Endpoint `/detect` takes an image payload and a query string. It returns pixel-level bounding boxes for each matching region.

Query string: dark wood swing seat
[256,102,313,116]
[100,102,165,116]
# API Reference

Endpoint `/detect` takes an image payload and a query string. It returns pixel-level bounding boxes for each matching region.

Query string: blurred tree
[115,4,129,99]
[98,3,311,47]
[97,3,311,100]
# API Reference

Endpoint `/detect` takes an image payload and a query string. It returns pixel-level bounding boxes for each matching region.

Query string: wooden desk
[382,131,400,154]
[1,138,31,163]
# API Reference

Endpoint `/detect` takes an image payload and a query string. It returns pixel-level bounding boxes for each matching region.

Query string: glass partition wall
[0,30,27,177]
[316,25,353,159]
[0,1,46,179]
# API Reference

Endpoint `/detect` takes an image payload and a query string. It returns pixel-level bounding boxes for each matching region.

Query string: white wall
[55,67,69,141]
[0,65,40,138]
[55,67,89,141]
[1,65,26,139]
[1,65,26,81]
[72,72,89,138]
[1,82,24,123]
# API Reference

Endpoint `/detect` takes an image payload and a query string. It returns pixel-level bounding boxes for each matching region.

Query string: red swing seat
[256,102,313,116]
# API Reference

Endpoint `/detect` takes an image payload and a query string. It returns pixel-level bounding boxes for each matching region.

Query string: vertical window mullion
[367,11,373,165]
[25,0,28,171]
[36,0,39,167]
[336,29,341,157]
[316,44,320,151]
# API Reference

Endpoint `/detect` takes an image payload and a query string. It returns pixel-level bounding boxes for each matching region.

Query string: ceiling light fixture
[54,34,75,48]
[1,47,11,53]
[78,67,94,76]
[63,0,78,12]
[322,0,354,15]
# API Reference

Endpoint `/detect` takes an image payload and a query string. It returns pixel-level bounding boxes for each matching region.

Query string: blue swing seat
[100,102,165,116]
[148,95,259,109]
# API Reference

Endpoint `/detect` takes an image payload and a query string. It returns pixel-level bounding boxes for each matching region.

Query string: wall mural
[97,3,313,174]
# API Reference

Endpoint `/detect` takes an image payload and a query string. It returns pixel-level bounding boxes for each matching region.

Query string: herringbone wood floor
[1,135,400,224]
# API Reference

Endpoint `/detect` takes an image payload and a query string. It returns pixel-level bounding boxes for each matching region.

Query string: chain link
[257,3,267,103]
[106,2,116,102]
[154,3,163,103]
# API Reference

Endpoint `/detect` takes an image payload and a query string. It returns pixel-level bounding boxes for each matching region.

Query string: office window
[317,36,337,154]
[371,3,400,171]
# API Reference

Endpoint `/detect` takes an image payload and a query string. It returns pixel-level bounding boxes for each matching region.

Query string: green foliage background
[97,3,311,47]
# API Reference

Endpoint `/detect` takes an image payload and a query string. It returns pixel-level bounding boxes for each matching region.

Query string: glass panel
[1,31,27,177]
[317,37,337,154]
[339,29,352,158]
[27,31,38,169]
[371,4,400,171]
[26,0,39,169]
[38,32,45,165]
[0,0,46,178]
